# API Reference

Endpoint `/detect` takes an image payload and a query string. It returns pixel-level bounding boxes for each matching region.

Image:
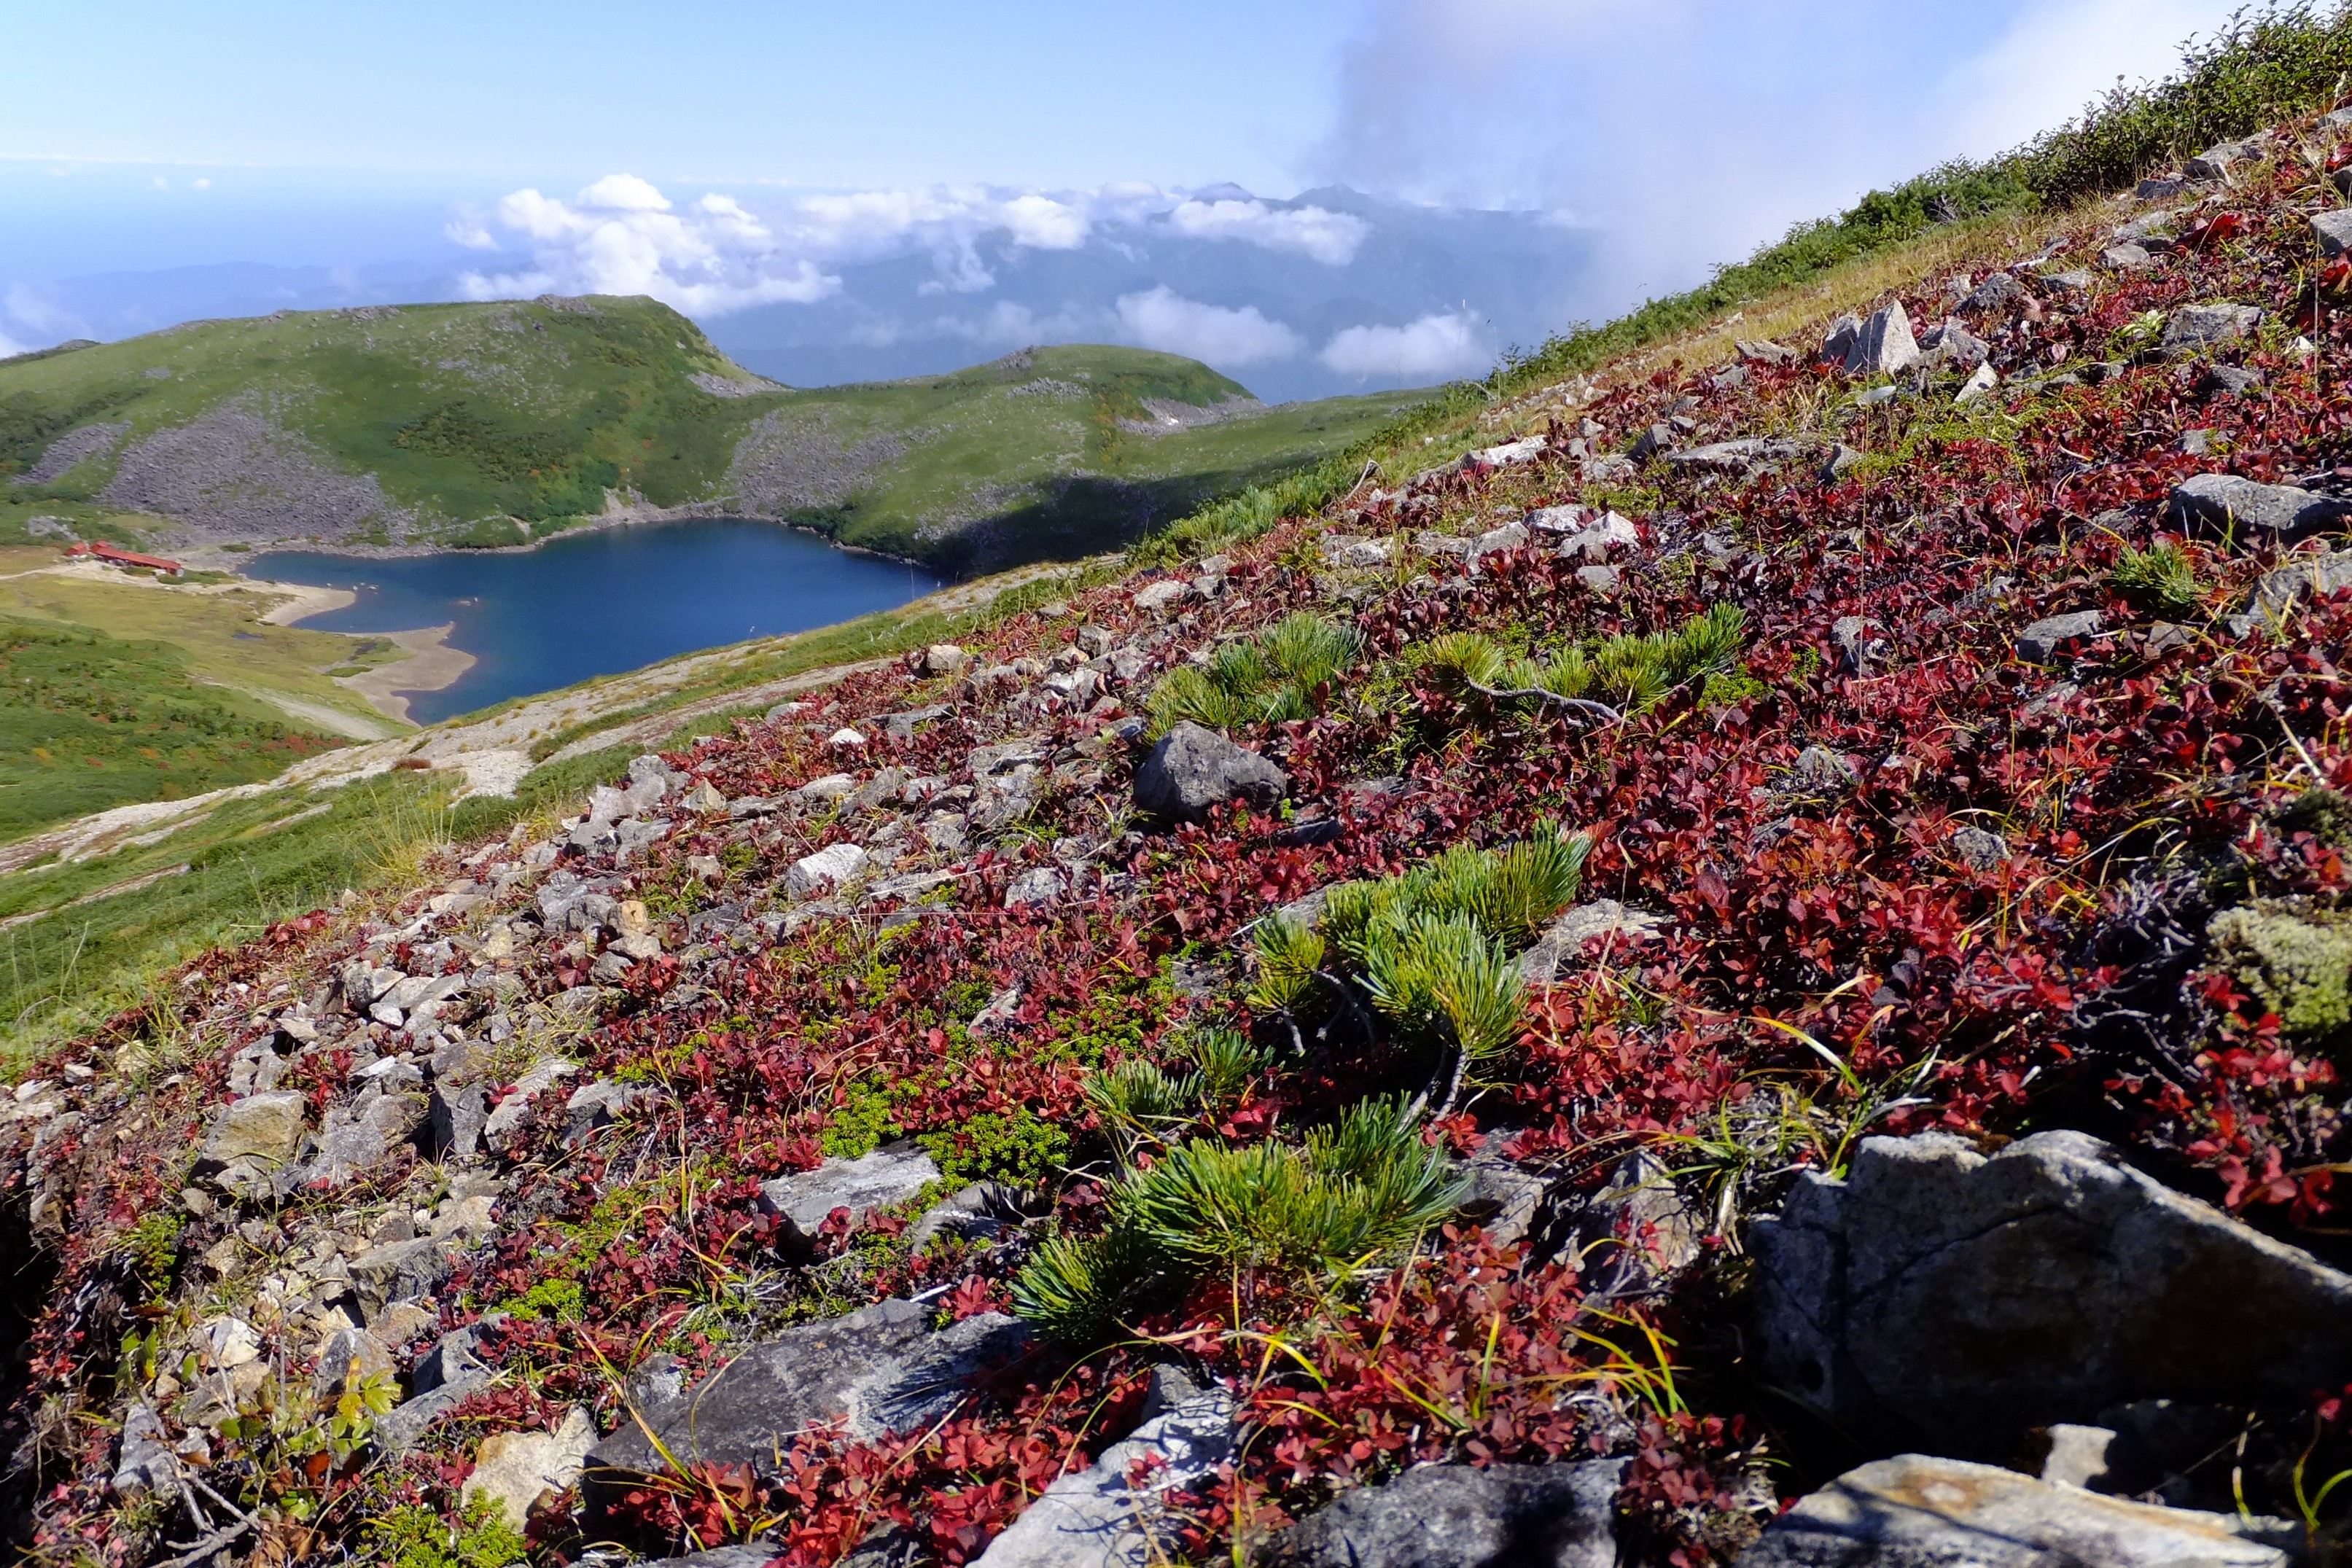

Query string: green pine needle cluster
[1253,828,1589,1063]
[2111,542,2201,614]
[1146,612,1360,736]
[1013,1094,1464,1343]
[1421,604,1747,714]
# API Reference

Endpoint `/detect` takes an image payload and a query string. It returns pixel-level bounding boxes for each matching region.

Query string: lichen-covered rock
[1134,722,1287,822]
[462,1408,596,1529]
[1741,1454,2290,1568]
[2206,900,2352,1036]
[1264,1459,1626,1568]
[1751,1131,2352,1452]
[583,1300,1031,1500]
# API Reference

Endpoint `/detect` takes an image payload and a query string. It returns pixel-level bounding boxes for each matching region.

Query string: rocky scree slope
[26,111,2352,1568]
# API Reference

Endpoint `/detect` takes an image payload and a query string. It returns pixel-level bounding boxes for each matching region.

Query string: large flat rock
[1263,1459,1626,1568]
[1751,1131,2352,1452]
[1741,1454,2289,1567]
[584,1300,1029,1499]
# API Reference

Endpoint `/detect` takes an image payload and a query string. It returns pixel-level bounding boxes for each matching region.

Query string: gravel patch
[726,407,914,513]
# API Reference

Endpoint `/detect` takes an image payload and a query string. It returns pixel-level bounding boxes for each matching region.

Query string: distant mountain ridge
[0,297,1424,574]
[0,186,1597,404]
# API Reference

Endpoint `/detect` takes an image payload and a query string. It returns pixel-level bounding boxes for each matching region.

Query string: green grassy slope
[0,300,1425,572]
[0,618,342,839]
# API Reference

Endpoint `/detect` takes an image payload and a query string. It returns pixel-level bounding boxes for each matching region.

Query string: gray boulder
[2247,547,2352,624]
[1740,1454,2289,1568]
[2315,210,2352,258]
[1264,1460,1626,1568]
[2015,610,2104,664]
[1751,1131,2352,1453]
[758,1145,942,1252]
[195,1091,310,1198]
[2162,303,2262,351]
[971,1387,1234,1566]
[1134,722,1287,822]
[585,1300,1030,1498]
[2167,472,2352,541]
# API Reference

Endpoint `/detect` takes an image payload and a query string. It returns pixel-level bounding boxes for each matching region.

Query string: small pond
[250,519,946,725]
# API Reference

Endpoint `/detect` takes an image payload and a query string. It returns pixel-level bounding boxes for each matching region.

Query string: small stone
[1788,745,1857,795]
[2246,548,2352,623]
[463,1408,598,1529]
[1574,563,1619,594]
[795,772,857,803]
[1628,423,1675,460]
[1954,362,1999,405]
[2179,428,2224,456]
[2042,1424,2120,1489]
[970,1388,1236,1567]
[2161,303,2262,351]
[2039,268,2095,297]
[2017,609,2104,663]
[921,642,968,676]
[787,843,871,899]
[1002,867,1064,908]
[1132,580,1192,612]
[828,727,866,749]
[2102,242,2154,269]
[2135,176,2189,200]
[1518,900,1667,984]
[314,1326,394,1397]
[758,1147,943,1252]
[1948,825,2009,870]
[1737,338,1797,364]
[679,780,726,813]
[2200,364,2264,397]
[2185,139,2256,181]
[1963,270,2025,312]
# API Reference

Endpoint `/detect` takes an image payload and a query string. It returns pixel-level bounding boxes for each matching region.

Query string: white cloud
[4,284,83,340]
[1321,311,1487,382]
[1312,0,2246,303]
[1167,199,1369,265]
[457,175,1395,321]
[460,176,840,314]
[1001,194,1089,249]
[1115,286,1301,367]
[576,173,671,212]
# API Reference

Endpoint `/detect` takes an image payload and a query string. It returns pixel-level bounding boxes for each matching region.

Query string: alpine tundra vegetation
[35,7,2352,1568]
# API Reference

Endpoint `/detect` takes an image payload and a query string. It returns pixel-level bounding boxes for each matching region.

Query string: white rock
[973,1389,1235,1567]
[787,842,871,899]
[1132,580,1192,612]
[795,773,858,803]
[1955,362,2000,405]
[828,728,866,749]
[461,1408,596,1529]
[1472,435,1548,467]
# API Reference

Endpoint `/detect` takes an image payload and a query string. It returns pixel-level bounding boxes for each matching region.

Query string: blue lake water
[249,519,946,725]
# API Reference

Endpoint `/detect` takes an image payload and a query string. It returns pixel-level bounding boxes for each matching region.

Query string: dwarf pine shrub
[1147,612,1360,736]
[1013,1094,1463,1342]
[2112,542,2201,613]
[1422,604,1746,715]
[1258,827,1589,1069]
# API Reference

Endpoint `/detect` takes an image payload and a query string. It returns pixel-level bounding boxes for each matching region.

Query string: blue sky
[0,0,2256,370]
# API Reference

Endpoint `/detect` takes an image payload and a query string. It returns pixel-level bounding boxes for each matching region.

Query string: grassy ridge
[0,303,1423,572]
